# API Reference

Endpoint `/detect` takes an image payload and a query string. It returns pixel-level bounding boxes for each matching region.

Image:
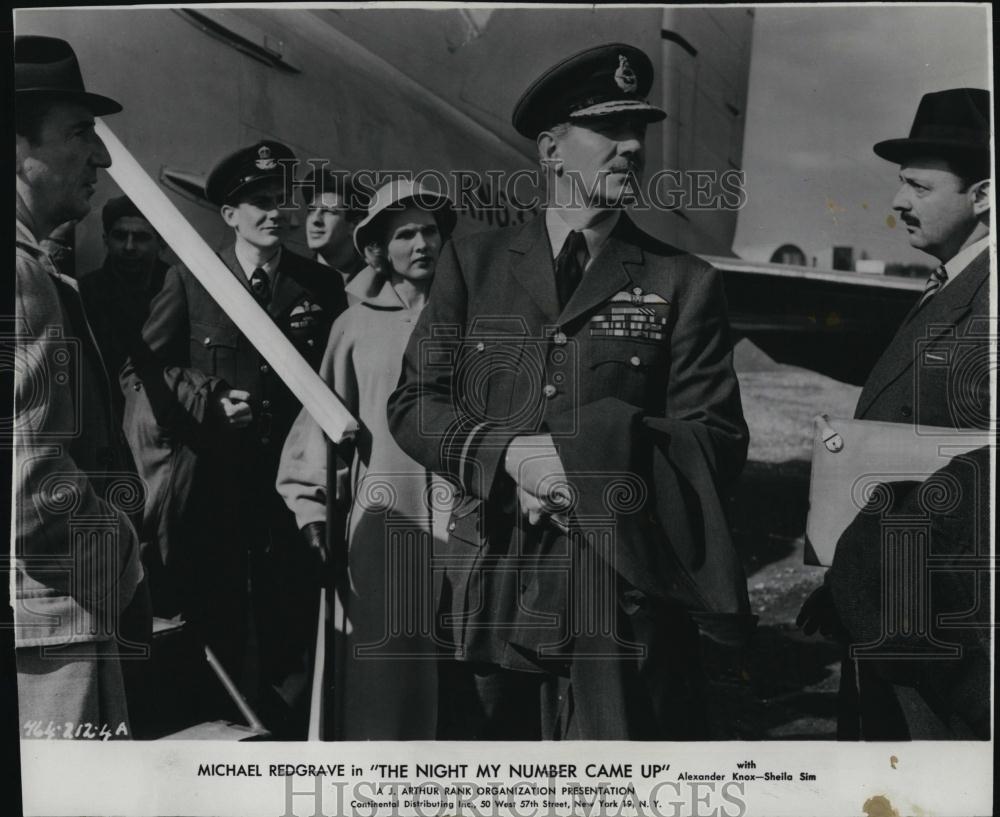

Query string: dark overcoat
[79,258,168,418]
[388,213,751,738]
[123,244,346,685]
[829,248,991,739]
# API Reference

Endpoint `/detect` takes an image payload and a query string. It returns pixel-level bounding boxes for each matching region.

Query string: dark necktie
[249,266,271,306]
[555,230,589,310]
[917,264,948,308]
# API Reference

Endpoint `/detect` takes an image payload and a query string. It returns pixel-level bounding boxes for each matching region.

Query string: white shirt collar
[545,208,620,266]
[942,234,991,286]
[234,238,282,281]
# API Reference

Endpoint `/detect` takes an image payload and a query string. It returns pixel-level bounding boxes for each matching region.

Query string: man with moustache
[388,44,750,739]
[13,35,150,737]
[798,88,991,739]
[125,141,346,736]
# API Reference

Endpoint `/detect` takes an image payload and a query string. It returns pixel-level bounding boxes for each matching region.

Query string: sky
[733,5,992,266]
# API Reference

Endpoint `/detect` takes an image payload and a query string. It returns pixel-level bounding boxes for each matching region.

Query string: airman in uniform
[388,44,751,739]
[124,141,347,736]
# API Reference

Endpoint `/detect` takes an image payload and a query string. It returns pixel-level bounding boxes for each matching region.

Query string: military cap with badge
[204,140,297,207]
[512,42,666,138]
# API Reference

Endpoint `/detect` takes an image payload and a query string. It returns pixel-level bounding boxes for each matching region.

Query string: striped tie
[917,264,948,308]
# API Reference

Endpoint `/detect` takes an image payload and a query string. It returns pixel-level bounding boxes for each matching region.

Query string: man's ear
[537,130,562,175]
[220,203,238,228]
[970,179,990,217]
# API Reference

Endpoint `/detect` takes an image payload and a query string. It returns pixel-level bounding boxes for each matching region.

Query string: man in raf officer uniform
[388,44,750,740]
[126,141,347,736]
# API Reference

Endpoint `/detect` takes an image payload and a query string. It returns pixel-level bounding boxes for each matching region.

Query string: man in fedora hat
[798,88,991,739]
[388,43,750,739]
[123,140,347,737]
[13,35,150,737]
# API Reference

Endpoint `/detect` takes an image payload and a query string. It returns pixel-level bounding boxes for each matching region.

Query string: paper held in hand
[804,414,993,566]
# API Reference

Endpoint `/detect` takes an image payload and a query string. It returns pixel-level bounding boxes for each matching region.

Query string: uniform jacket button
[262,399,271,410]
[203,337,211,346]
[629,355,641,367]
[543,384,557,399]
[448,521,456,532]
[260,363,270,374]
[552,332,567,346]
[900,405,912,417]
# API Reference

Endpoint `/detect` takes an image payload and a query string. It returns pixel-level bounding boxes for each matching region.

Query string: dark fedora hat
[15,35,122,116]
[512,43,666,139]
[873,88,989,164]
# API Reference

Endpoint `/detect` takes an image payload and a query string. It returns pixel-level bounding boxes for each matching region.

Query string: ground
[704,340,863,739]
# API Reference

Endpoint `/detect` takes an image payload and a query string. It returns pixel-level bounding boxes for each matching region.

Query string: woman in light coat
[277,180,455,739]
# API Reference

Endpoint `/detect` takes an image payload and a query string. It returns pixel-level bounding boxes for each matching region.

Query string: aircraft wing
[703,255,923,385]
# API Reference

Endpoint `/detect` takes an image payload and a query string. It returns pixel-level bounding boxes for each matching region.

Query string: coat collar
[507,212,645,326]
[360,277,410,311]
[16,193,80,291]
[219,242,312,318]
[856,248,990,417]
[15,193,43,253]
[508,216,561,321]
[559,213,645,327]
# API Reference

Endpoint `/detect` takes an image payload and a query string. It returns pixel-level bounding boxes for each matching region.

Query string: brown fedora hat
[15,35,122,116]
[873,88,989,164]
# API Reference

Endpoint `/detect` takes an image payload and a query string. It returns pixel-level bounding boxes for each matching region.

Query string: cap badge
[256,145,277,170]
[614,55,637,94]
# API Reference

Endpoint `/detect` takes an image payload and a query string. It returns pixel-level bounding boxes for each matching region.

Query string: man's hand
[796,584,848,641]
[505,434,572,527]
[218,388,253,428]
[301,521,329,573]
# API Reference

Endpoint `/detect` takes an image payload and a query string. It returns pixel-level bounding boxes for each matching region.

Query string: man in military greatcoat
[388,43,751,740]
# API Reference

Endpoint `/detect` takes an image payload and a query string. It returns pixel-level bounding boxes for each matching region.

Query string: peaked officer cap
[205,140,296,207]
[512,43,666,138]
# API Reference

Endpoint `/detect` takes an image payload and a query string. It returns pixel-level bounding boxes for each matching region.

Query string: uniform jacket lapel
[558,214,643,328]
[269,251,311,319]
[507,217,561,322]
[218,244,255,299]
[856,249,990,418]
